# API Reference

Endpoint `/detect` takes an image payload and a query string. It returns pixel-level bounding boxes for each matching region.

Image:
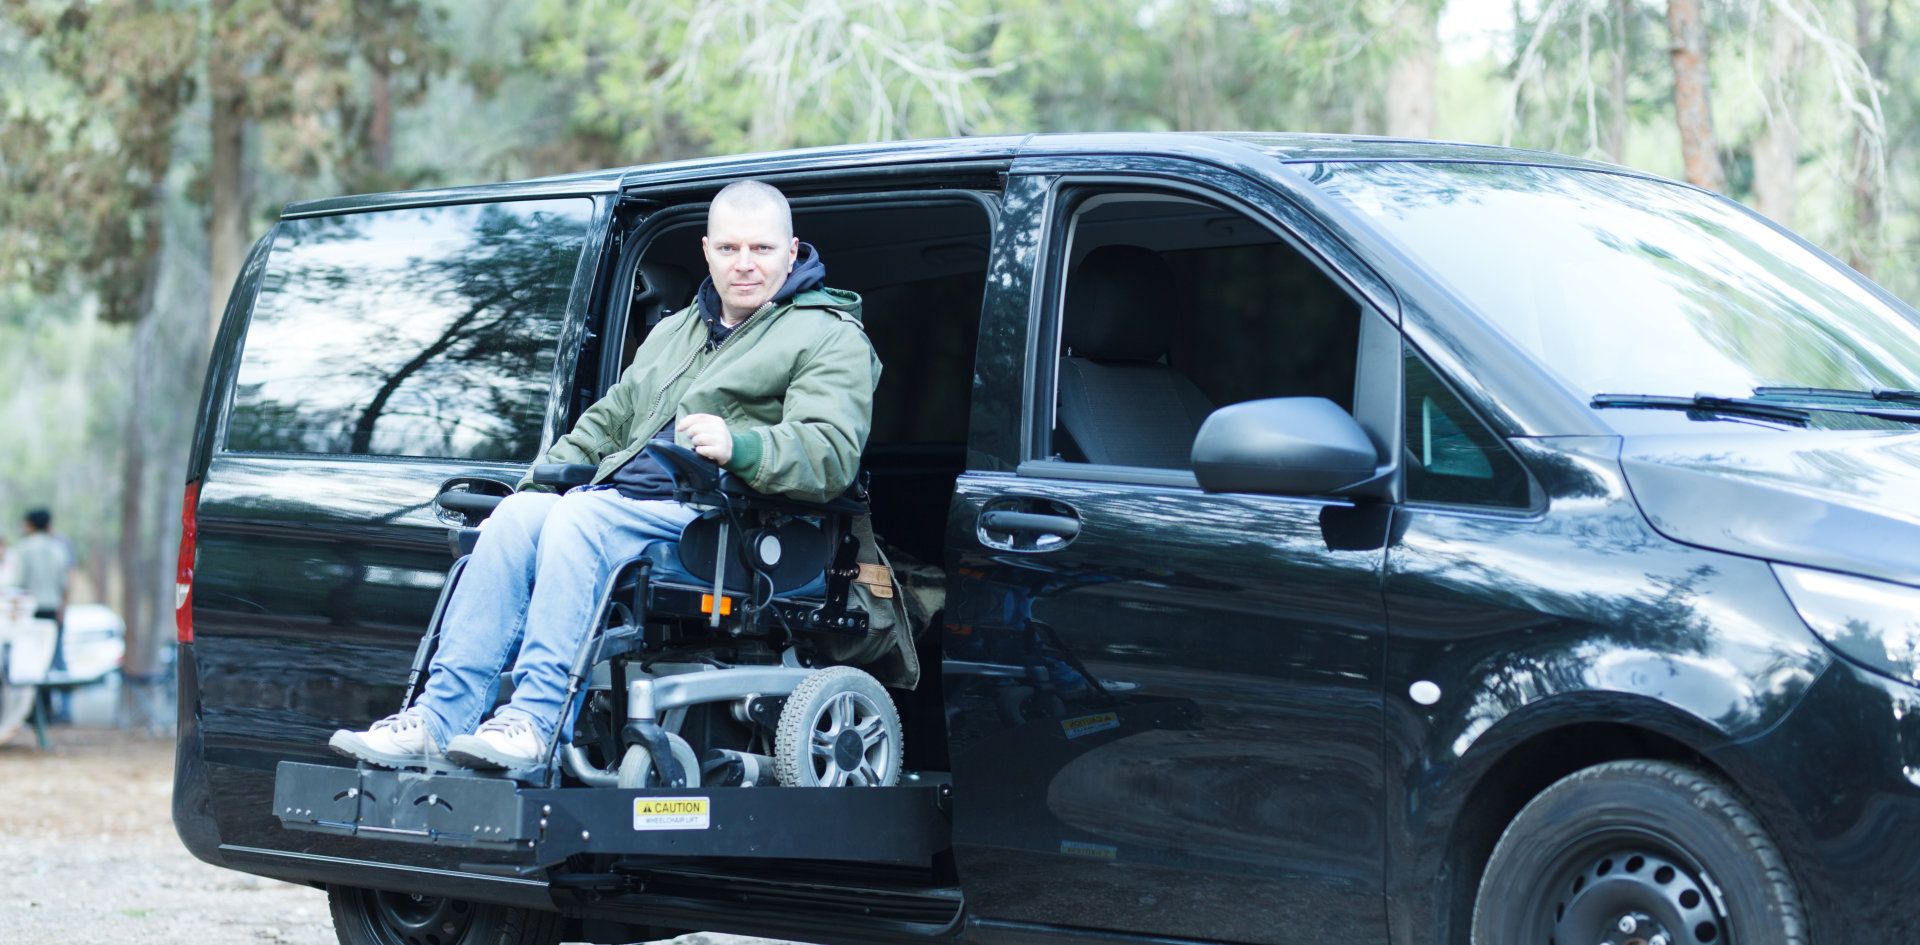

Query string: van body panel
[1379,433,1833,945]
[944,476,1391,944]
[191,453,536,871]
[1709,659,1920,943]
[1620,430,1920,586]
[614,137,1026,192]
[282,169,625,219]
[964,173,1050,474]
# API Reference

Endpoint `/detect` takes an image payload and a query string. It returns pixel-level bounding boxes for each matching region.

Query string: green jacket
[519,287,878,504]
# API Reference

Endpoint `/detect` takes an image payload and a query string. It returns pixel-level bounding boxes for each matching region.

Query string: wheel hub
[369,889,475,944]
[833,727,864,770]
[1552,850,1720,945]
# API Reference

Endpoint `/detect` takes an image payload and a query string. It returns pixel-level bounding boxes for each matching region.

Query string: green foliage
[526,0,1005,161]
[523,0,1442,159]
[985,0,1439,135]
[208,0,448,198]
[0,0,196,325]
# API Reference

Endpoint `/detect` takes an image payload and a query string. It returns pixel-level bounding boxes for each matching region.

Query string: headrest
[1063,245,1177,362]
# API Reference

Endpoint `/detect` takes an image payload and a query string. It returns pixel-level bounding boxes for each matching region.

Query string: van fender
[1386,650,1830,945]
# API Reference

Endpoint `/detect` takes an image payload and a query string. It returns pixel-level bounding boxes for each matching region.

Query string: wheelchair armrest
[649,440,867,516]
[645,442,722,497]
[531,463,597,491]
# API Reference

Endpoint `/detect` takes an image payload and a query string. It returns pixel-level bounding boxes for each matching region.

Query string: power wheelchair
[415,441,905,792]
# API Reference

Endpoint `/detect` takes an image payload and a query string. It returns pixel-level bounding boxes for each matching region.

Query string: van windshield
[1307,160,1920,402]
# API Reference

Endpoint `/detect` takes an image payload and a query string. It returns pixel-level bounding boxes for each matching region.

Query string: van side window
[1047,191,1360,470]
[1403,344,1532,508]
[227,199,591,459]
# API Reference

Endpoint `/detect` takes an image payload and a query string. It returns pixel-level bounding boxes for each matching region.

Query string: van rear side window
[227,199,591,459]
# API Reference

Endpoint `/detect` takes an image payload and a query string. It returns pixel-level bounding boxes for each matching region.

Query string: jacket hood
[1619,430,1920,586]
[697,241,827,328]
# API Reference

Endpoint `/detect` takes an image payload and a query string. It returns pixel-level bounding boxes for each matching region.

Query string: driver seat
[1056,244,1214,468]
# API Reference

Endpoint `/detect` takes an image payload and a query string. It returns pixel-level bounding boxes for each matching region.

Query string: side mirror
[1191,397,1381,496]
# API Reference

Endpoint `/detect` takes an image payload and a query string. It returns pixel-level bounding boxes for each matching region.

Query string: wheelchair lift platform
[273,761,952,865]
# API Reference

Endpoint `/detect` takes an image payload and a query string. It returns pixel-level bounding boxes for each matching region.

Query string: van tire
[1471,760,1805,945]
[774,666,902,787]
[327,885,565,945]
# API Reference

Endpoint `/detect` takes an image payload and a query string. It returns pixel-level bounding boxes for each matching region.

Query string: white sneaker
[446,714,547,770]
[329,709,444,768]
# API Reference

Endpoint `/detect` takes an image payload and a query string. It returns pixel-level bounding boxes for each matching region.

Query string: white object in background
[55,603,125,686]
[0,589,50,744]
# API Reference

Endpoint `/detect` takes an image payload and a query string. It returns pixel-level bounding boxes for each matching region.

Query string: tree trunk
[1170,7,1221,132]
[208,0,250,340]
[369,53,393,174]
[1608,0,1634,162]
[116,321,150,728]
[1666,0,1723,191]
[1386,1,1438,138]
[1848,0,1885,274]
[1753,12,1802,226]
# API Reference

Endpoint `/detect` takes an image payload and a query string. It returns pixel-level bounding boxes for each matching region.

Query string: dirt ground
[0,725,789,945]
[0,725,334,945]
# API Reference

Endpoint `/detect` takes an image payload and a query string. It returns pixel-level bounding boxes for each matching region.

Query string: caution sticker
[632,796,710,831]
[1060,712,1119,739]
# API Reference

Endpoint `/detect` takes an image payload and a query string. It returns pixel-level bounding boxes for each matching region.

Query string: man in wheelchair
[330,180,891,784]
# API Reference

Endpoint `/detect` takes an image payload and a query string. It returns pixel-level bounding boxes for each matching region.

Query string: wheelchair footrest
[273,761,529,849]
[273,761,950,865]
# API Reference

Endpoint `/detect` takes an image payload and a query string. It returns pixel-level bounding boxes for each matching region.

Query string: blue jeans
[412,488,700,748]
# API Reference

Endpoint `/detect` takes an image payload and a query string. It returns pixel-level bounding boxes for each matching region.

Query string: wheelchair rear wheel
[774,666,903,787]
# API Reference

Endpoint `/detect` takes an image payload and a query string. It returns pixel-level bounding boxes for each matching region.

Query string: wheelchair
[416,442,904,792]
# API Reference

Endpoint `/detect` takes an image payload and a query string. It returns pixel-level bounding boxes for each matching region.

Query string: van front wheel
[1471,760,1806,945]
[328,885,564,945]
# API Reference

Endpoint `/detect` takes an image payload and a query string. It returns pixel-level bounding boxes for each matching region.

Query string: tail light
[176,480,199,644]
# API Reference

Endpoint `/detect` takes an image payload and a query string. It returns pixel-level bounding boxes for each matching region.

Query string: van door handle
[436,492,502,517]
[977,510,1082,552]
[979,510,1081,539]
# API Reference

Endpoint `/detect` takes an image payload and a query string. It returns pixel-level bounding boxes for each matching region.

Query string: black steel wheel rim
[1533,833,1728,945]
[362,889,477,945]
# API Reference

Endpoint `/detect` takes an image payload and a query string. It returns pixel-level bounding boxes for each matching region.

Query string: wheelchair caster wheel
[773,666,903,787]
[618,732,701,788]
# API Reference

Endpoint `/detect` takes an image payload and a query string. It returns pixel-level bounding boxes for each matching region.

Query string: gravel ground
[0,725,335,945]
[0,724,793,945]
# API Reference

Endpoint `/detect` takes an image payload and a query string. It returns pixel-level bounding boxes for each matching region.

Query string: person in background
[14,508,74,723]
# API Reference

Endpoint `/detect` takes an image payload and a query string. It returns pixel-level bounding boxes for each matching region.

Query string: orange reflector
[701,594,733,616]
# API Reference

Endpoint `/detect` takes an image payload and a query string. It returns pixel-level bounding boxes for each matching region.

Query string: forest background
[0,0,1911,720]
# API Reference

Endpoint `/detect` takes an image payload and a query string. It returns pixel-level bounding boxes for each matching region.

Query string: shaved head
[709,179,793,242]
[703,179,800,324]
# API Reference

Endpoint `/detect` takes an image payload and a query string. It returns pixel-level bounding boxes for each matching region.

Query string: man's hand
[677,413,733,465]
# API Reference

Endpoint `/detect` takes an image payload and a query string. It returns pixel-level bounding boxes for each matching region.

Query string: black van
[176,133,1920,945]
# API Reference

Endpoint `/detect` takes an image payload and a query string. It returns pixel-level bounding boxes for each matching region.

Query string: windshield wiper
[1752,386,1920,408]
[1591,393,1811,426]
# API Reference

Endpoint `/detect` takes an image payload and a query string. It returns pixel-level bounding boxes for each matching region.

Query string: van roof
[279,132,1630,219]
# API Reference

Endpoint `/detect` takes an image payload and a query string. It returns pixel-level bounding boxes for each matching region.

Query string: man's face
[702,201,798,323]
